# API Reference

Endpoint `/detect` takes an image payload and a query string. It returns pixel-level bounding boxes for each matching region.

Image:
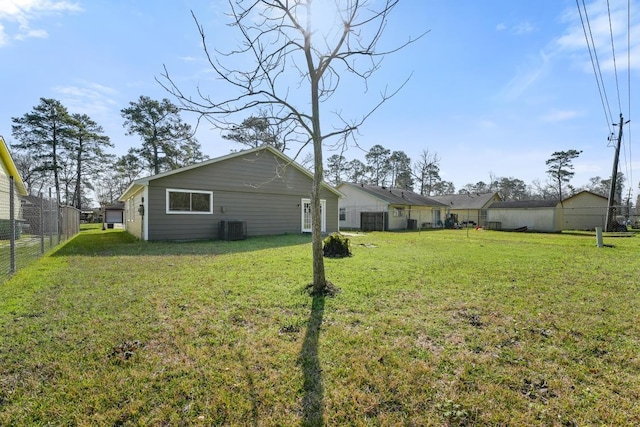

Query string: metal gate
[360,212,387,231]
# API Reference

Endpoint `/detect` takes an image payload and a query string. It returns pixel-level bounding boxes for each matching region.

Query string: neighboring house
[118,145,340,241]
[430,192,501,227]
[336,182,446,231]
[0,136,28,238]
[560,191,609,230]
[486,191,609,232]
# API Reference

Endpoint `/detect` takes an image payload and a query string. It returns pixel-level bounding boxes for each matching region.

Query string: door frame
[301,198,326,233]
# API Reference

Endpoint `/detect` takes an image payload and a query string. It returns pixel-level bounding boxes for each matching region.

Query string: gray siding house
[118,146,340,241]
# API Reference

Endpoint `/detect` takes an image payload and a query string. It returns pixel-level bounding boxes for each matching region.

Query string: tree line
[10,96,208,210]
[9,99,630,210]
[324,145,627,204]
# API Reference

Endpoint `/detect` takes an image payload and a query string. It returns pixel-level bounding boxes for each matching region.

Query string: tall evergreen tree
[69,113,112,210]
[546,149,582,202]
[388,150,413,190]
[325,154,347,186]
[121,96,201,174]
[11,98,74,206]
[222,115,286,152]
[365,145,391,186]
[346,159,368,184]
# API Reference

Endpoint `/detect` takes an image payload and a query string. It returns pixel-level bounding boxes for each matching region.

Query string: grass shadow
[51,229,313,257]
[299,294,325,426]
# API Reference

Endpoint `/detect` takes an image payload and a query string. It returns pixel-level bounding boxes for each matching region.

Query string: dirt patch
[304,281,341,297]
[109,340,141,361]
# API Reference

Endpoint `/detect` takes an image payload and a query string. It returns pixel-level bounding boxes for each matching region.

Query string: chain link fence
[0,178,79,281]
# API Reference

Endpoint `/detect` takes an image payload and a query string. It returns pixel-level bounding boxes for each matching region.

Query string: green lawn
[0,227,638,426]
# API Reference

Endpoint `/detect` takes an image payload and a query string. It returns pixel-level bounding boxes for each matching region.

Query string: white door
[301,198,326,233]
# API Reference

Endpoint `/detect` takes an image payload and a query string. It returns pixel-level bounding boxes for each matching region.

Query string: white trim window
[166,189,213,214]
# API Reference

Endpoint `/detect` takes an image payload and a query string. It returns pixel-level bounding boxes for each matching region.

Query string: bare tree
[160,1,425,294]
[413,149,440,196]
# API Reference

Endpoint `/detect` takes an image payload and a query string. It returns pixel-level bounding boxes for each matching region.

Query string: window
[166,189,213,214]
[393,207,405,217]
[339,207,346,221]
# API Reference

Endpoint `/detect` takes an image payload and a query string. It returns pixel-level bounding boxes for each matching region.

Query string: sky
[0,0,638,202]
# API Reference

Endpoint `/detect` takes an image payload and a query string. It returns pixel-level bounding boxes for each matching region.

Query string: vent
[219,220,247,241]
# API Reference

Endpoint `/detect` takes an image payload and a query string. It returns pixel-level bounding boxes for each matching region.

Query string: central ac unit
[219,220,247,241]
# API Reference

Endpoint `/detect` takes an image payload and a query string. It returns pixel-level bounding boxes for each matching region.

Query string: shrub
[323,232,352,258]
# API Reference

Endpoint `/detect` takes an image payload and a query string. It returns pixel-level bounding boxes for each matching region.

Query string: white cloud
[0,0,81,45]
[495,21,536,35]
[541,109,582,122]
[0,23,7,46]
[513,21,535,35]
[15,27,47,40]
[555,0,640,71]
[499,51,551,100]
[53,82,119,117]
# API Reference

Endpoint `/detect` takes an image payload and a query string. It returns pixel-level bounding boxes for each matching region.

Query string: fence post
[40,192,45,254]
[9,176,16,274]
[57,203,62,245]
[49,188,53,248]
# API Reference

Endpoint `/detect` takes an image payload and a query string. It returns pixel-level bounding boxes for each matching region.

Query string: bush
[323,232,352,258]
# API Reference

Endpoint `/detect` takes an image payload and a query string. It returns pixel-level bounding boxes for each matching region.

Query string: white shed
[487,200,561,232]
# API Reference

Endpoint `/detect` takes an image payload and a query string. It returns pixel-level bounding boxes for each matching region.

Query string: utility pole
[605,114,627,232]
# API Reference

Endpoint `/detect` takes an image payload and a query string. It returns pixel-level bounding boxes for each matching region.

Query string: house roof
[119,145,341,201]
[489,199,560,209]
[103,202,125,210]
[563,190,609,202]
[489,191,609,210]
[0,136,28,196]
[430,192,500,210]
[338,182,447,207]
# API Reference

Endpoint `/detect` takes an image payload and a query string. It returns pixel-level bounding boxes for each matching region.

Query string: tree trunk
[310,55,326,294]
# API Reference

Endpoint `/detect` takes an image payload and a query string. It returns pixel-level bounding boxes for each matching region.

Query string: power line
[576,0,614,135]
[606,0,623,114]
[627,0,633,201]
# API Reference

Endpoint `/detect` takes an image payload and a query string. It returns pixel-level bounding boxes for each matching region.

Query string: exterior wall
[561,193,608,230]
[141,150,338,241]
[388,204,408,230]
[338,185,389,230]
[390,205,442,230]
[122,187,145,239]
[448,208,481,226]
[487,207,561,232]
[0,162,22,221]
